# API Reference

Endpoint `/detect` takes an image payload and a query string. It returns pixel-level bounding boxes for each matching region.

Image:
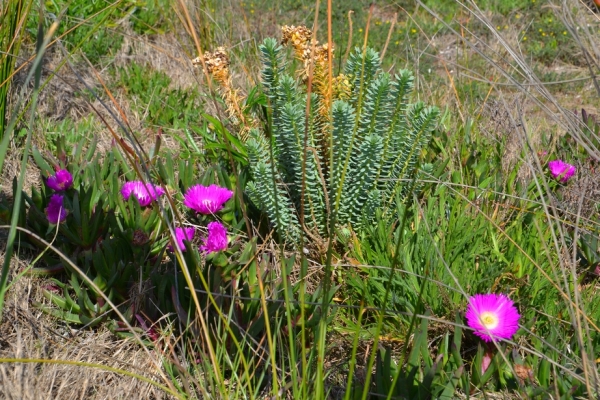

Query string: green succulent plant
[245,37,440,243]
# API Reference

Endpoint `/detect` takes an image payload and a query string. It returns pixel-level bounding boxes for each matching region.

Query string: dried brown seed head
[281,25,312,47]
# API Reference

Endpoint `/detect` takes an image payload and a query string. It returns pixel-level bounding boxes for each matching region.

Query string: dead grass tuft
[0,251,173,400]
[0,143,43,200]
[11,49,96,124]
[115,28,197,91]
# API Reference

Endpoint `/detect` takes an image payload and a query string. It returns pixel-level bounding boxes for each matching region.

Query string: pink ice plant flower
[548,160,576,183]
[169,227,196,252]
[200,221,228,253]
[121,181,165,207]
[45,194,67,224]
[47,169,73,191]
[466,293,520,342]
[183,184,233,214]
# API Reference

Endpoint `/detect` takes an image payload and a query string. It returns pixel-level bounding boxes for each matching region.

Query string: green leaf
[537,357,550,387]
[85,135,98,162]
[42,289,81,313]
[439,365,463,399]
[72,190,81,227]
[34,302,83,325]
[32,146,53,176]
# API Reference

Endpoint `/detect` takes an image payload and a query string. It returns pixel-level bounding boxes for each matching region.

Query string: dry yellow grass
[0,264,173,400]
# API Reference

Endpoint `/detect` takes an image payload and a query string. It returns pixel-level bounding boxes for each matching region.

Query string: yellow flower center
[480,312,499,329]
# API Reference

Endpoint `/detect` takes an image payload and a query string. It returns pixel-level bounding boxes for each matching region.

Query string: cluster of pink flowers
[45,169,73,224]
[171,184,232,254]
[44,170,232,255]
[120,180,232,254]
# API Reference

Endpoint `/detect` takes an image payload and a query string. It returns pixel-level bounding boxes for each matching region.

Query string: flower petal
[45,194,67,224]
[47,169,73,191]
[121,181,165,206]
[200,221,228,253]
[183,184,233,214]
[169,227,196,252]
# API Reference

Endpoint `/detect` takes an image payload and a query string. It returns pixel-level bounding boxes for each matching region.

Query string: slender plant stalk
[280,252,300,398]
[342,300,365,400]
[0,0,30,140]
[254,236,279,396]
[0,10,59,319]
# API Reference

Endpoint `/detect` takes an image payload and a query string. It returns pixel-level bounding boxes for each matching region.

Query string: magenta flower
[45,194,67,224]
[183,184,233,214]
[169,227,196,252]
[548,160,576,183]
[200,221,228,253]
[465,293,520,342]
[121,181,165,207]
[47,169,73,191]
